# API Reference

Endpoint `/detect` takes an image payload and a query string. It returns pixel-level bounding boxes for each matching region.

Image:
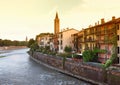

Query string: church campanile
[54,12,60,34]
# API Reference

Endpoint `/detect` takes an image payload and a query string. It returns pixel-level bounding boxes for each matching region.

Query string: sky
[0,0,120,41]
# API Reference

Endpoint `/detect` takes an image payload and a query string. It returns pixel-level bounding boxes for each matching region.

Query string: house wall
[38,35,52,48]
[58,29,78,53]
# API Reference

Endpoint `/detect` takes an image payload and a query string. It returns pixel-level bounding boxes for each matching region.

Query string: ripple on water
[55,80,76,85]
[38,74,54,80]
[0,49,92,85]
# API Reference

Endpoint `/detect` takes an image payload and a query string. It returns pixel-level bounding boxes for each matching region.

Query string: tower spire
[55,12,58,19]
[54,12,60,34]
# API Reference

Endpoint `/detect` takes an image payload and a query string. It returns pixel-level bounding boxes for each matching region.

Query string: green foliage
[0,39,27,46]
[82,50,93,62]
[48,51,56,56]
[45,46,50,51]
[103,60,112,68]
[93,48,106,53]
[27,38,35,48]
[103,26,117,68]
[57,53,72,58]
[34,45,57,56]
[82,48,106,62]
[30,42,39,52]
[64,46,72,53]
[103,47,117,68]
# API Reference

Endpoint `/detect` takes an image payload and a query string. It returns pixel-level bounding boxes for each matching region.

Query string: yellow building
[73,16,120,63]
[72,29,85,53]
[82,17,119,63]
[84,27,96,50]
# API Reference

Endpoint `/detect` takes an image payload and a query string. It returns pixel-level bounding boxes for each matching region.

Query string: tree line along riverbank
[0,39,27,46]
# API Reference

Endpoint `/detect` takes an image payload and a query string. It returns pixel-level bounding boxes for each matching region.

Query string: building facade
[37,34,53,48]
[72,29,85,53]
[116,18,120,64]
[58,28,79,53]
[72,16,120,63]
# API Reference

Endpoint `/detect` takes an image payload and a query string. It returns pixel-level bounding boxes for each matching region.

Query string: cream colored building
[37,34,53,48]
[58,28,79,53]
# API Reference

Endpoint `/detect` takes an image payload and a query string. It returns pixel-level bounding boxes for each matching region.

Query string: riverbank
[29,52,106,85]
[0,46,27,51]
[30,54,98,85]
[29,51,120,85]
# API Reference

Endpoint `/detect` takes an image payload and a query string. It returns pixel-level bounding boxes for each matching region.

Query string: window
[57,40,59,44]
[85,44,88,49]
[117,24,119,30]
[79,44,82,48]
[61,40,62,45]
[118,47,120,54]
[61,34,63,38]
[61,46,63,49]
[118,35,119,41]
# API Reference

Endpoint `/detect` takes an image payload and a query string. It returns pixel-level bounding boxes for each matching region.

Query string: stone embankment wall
[30,52,120,85]
[107,69,120,85]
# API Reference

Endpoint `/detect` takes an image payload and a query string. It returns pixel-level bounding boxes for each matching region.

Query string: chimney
[112,16,115,20]
[89,25,92,28]
[98,21,99,25]
[101,18,105,24]
[95,22,97,26]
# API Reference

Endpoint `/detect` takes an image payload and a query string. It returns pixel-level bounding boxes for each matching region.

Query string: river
[0,49,92,85]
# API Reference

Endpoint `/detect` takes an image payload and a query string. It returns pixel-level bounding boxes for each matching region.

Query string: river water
[0,49,92,85]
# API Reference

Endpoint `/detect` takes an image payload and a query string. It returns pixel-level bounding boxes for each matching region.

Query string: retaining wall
[29,51,120,85]
[107,68,120,85]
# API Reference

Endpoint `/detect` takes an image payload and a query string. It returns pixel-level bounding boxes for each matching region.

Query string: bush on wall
[64,45,72,53]
[82,48,106,62]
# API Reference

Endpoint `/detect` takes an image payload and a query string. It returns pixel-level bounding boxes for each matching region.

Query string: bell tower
[54,12,60,34]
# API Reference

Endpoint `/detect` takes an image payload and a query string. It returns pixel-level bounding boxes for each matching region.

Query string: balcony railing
[85,38,95,42]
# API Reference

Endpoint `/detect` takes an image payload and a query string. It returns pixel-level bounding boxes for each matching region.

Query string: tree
[64,46,72,53]
[30,42,39,51]
[27,38,35,48]
[104,28,117,68]
[82,48,106,62]
[0,39,27,46]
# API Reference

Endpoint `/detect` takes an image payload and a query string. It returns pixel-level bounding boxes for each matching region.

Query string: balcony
[78,40,84,43]
[85,38,95,42]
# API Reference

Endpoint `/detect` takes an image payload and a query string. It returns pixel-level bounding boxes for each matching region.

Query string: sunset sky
[0,0,120,41]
